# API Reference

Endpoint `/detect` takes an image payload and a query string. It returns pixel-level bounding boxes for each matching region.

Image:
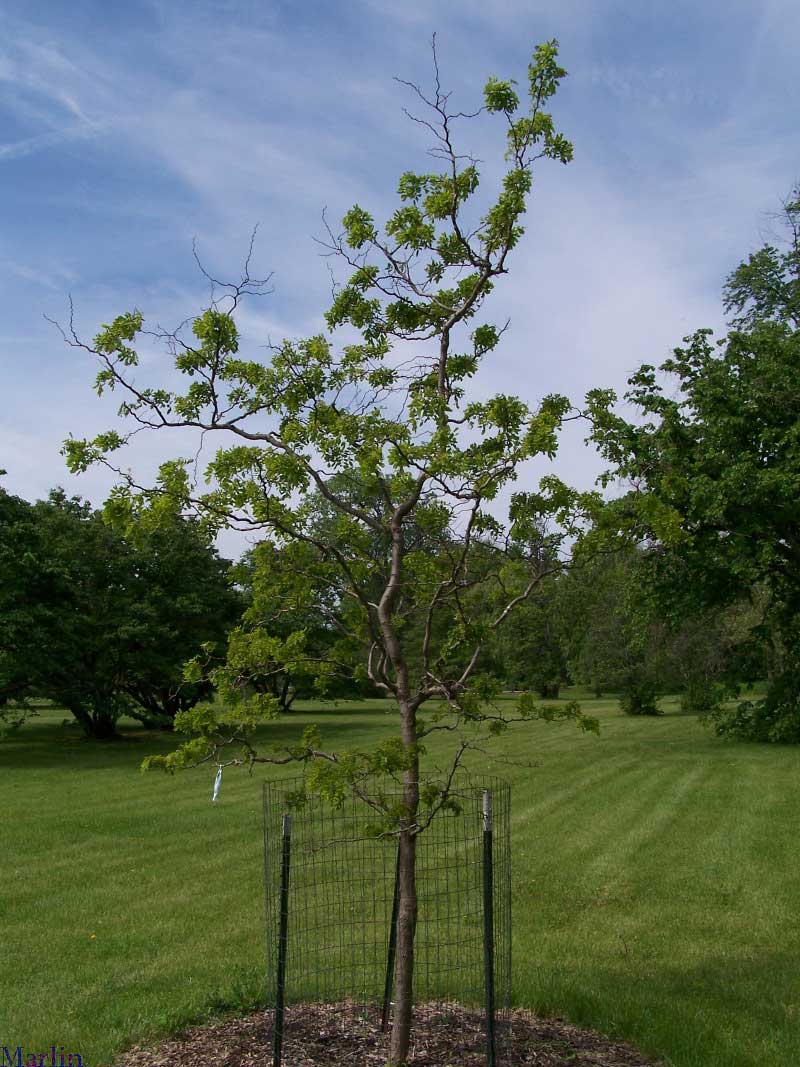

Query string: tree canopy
[587,186,800,740]
[0,484,239,737]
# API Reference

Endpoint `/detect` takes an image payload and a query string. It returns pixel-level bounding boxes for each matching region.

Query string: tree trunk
[380,504,423,1065]
[70,701,119,739]
[88,714,119,739]
[390,819,417,1065]
[388,703,420,1066]
[279,674,294,712]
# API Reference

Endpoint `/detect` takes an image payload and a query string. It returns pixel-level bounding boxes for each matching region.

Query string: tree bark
[279,674,294,712]
[390,817,418,1065]
[380,488,424,1065]
[70,701,119,739]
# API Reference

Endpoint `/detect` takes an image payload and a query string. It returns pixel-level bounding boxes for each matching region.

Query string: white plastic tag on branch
[212,764,223,804]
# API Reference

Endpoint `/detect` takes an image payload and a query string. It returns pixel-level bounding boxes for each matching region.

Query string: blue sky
[1,0,798,550]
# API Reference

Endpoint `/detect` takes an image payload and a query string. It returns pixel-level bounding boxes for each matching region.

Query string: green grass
[3,694,800,1065]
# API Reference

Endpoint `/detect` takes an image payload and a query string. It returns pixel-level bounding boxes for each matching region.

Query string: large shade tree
[0,488,133,737]
[0,482,60,718]
[63,42,601,1063]
[225,537,379,711]
[557,547,745,714]
[481,567,567,698]
[0,484,239,736]
[113,502,243,728]
[587,187,800,740]
[557,549,656,702]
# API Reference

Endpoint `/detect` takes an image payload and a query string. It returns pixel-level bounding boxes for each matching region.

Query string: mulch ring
[115,1001,659,1066]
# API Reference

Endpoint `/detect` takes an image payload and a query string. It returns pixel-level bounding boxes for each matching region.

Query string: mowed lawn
[3,695,800,1066]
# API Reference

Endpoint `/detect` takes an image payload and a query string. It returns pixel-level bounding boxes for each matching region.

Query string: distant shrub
[619,674,661,716]
[680,678,723,714]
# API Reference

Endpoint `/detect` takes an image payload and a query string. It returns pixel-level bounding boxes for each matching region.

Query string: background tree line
[0,479,384,737]
[2,187,798,749]
[0,477,775,738]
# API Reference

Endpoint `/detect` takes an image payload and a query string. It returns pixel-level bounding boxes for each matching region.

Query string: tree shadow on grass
[1,706,397,772]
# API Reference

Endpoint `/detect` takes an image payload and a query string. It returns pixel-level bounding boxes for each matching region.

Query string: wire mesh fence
[263,774,511,1064]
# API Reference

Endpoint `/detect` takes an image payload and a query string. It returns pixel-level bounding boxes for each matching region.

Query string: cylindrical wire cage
[263,774,511,1064]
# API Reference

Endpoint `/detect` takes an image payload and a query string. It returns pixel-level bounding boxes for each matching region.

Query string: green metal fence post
[482,790,496,1067]
[273,812,292,1067]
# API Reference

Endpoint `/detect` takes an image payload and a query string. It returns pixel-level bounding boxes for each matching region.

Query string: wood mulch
[115,1001,660,1066]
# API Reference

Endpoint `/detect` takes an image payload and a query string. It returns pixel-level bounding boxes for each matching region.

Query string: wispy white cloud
[0,125,97,161]
[0,0,798,554]
[4,260,79,290]
[585,62,722,111]
[0,35,109,161]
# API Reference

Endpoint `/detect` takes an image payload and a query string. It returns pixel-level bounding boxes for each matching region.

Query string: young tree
[586,187,800,741]
[63,42,600,1062]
